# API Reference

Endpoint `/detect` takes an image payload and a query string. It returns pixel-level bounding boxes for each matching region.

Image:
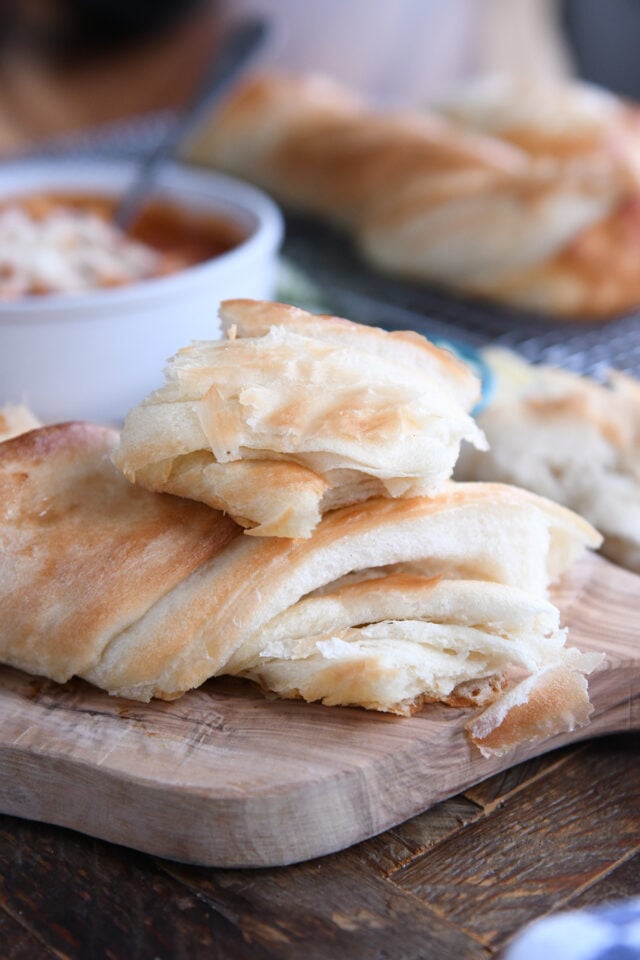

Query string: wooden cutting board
[0,552,637,868]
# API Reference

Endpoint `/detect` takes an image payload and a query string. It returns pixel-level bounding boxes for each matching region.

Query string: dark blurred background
[562,0,640,100]
[0,0,221,152]
[0,0,208,55]
[1,0,640,153]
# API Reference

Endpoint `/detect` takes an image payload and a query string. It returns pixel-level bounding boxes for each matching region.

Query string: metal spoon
[113,16,269,231]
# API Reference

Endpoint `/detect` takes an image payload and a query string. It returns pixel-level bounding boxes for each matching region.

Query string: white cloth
[505,899,640,960]
[222,0,572,103]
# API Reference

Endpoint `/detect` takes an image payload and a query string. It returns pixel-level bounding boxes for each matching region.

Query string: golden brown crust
[0,422,240,682]
[480,198,640,318]
[132,454,330,536]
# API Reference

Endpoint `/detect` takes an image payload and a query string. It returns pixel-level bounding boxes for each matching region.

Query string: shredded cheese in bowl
[0,204,168,297]
[0,157,284,424]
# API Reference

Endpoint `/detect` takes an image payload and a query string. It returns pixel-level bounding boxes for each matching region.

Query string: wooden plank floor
[1,733,637,959]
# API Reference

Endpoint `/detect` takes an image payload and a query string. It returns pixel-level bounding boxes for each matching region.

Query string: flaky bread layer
[227,573,564,672]
[0,423,240,682]
[113,300,485,537]
[227,573,600,755]
[220,299,480,409]
[0,424,603,756]
[466,663,596,757]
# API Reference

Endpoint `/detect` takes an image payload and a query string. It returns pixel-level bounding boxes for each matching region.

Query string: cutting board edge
[0,691,634,868]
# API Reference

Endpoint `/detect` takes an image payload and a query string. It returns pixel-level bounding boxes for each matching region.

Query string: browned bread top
[0,422,240,682]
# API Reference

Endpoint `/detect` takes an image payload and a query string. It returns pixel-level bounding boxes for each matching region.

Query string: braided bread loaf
[190,72,640,318]
[0,420,601,756]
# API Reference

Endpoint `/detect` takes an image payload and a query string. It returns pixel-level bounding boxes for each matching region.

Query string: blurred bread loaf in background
[440,73,640,170]
[189,70,640,319]
[456,348,640,572]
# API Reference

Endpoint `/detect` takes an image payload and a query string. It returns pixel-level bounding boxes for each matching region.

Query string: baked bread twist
[189,72,640,319]
[441,75,640,173]
[0,421,602,756]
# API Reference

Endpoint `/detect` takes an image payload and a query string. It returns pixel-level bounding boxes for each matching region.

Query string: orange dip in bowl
[0,193,246,297]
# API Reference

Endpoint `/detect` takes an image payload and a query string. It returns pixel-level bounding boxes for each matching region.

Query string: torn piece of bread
[465,663,595,758]
[219,299,480,410]
[456,348,640,574]
[113,299,486,538]
[0,403,41,442]
[0,420,601,758]
[189,72,640,319]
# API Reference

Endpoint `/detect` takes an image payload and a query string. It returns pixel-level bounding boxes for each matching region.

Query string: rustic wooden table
[1,733,638,959]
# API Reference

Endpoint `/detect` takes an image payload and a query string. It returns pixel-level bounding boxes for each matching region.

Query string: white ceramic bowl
[0,158,284,423]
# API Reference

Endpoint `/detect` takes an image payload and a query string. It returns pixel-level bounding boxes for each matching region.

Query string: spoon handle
[114,17,269,230]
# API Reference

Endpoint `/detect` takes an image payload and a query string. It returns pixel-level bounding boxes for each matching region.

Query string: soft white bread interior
[226,572,600,757]
[456,348,640,573]
[0,421,602,754]
[0,403,41,442]
[113,299,486,538]
[189,72,640,318]
[85,482,600,706]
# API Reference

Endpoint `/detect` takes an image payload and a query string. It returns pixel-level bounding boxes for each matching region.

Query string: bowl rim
[0,156,284,317]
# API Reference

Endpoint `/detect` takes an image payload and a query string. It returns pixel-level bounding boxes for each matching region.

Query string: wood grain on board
[0,552,638,868]
[1,735,638,959]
